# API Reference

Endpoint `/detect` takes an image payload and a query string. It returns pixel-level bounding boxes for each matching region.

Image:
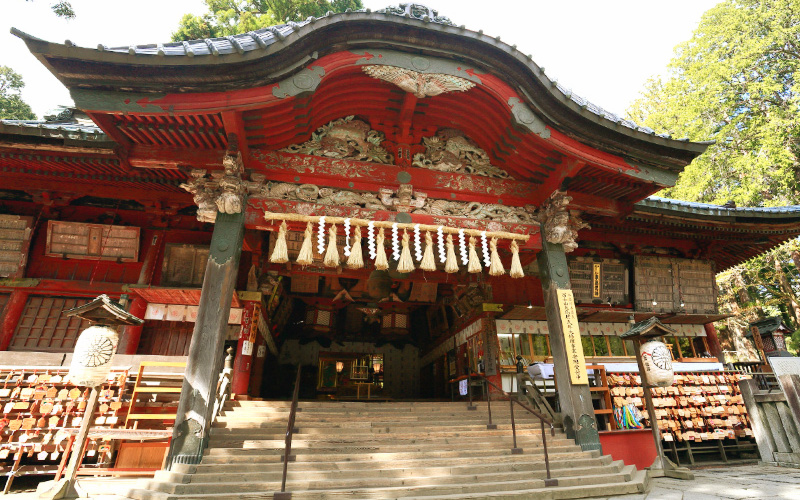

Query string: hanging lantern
[67,326,119,387]
[640,340,674,387]
[382,310,409,335]
[304,305,334,333]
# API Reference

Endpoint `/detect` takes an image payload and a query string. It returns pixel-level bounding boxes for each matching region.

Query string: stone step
[125,470,636,500]
[198,446,593,465]
[209,432,573,453]
[139,466,631,496]
[211,423,549,436]
[156,459,624,485]
[210,426,566,442]
[205,440,578,456]
[174,451,611,475]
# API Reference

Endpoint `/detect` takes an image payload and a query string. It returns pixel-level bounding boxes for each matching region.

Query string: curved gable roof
[12,6,709,173]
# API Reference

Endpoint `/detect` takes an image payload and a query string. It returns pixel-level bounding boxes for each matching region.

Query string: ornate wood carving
[537,191,589,253]
[180,150,246,222]
[362,65,475,98]
[279,117,511,179]
[244,180,536,224]
[280,116,393,164]
[246,198,539,239]
[413,129,510,179]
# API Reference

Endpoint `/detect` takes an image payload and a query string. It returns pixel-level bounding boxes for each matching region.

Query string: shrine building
[1,3,799,497]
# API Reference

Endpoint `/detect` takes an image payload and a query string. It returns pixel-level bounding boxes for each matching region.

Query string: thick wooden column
[537,240,601,451]
[166,209,246,467]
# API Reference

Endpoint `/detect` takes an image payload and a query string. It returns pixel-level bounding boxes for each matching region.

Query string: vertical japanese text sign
[556,289,589,384]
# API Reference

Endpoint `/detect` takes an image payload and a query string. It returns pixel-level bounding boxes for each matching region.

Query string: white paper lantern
[640,340,674,387]
[67,326,119,387]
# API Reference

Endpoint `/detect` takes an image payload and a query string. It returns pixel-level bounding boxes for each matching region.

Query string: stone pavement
[602,464,800,500]
[2,464,799,499]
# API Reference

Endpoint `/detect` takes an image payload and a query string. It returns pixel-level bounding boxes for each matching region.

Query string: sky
[1,0,721,119]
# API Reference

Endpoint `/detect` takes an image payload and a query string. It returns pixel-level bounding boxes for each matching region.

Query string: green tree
[0,67,36,120]
[172,0,364,41]
[627,0,800,357]
[25,1,76,19]
[627,0,800,208]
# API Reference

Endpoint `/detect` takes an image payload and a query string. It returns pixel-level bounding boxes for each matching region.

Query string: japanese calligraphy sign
[556,289,589,385]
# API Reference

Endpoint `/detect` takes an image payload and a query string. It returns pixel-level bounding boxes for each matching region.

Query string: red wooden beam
[127,144,225,169]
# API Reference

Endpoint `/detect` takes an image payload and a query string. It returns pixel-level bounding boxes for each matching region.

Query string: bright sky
[1,0,721,119]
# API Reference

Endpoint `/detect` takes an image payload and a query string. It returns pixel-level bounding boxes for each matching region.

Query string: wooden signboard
[556,289,588,385]
[161,244,209,287]
[46,221,139,262]
[0,215,34,279]
[568,257,628,305]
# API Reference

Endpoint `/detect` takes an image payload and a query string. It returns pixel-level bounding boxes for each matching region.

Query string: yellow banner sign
[557,289,589,385]
[592,263,601,298]
[482,303,504,312]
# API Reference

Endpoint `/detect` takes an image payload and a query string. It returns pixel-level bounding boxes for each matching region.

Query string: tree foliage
[25,1,76,19]
[0,67,36,120]
[627,0,800,208]
[628,0,800,357]
[171,0,364,41]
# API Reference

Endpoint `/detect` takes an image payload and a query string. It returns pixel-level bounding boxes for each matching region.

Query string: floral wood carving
[362,65,475,98]
[537,191,589,253]
[180,151,246,223]
[281,116,393,164]
[247,179,536,223]
[413,129,511,179]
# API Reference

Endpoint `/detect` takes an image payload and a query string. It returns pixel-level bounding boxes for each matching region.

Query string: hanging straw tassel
[420,231,436,272]
[375,228,389,270]
[269,221,289,264]
[346,227,364,269]
[323,224,340,267]
[467,236,482,273]
[509,240,524,278]
[445,234,459,273]
[397,229,415,273]
[488,237,505,276]
[296,222,314,266]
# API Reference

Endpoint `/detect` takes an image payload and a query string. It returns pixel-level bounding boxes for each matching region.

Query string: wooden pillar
[119,231,164,354]
[231,298,260,396]
[537,240,601,452]
[0,290,29,351]
[166,209,246,468]
[703,323,724,363]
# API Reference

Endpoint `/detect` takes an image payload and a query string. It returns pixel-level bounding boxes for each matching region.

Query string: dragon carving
[413,129,510,179]
[281,116,393,164]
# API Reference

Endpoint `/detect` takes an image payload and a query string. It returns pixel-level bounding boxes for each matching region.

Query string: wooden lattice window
[160,244,209,287]
[46,221,139,262]
[10,296,92,352]
[634,256,717,314]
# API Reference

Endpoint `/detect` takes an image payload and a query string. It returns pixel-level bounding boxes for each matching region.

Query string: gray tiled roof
[639,196,800,217]
[12,5,692,141]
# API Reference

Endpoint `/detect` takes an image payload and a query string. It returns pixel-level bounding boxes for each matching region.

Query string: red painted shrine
[1,2,799,488]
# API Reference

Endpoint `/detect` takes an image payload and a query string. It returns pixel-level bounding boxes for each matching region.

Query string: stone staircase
[125,400,648,499]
